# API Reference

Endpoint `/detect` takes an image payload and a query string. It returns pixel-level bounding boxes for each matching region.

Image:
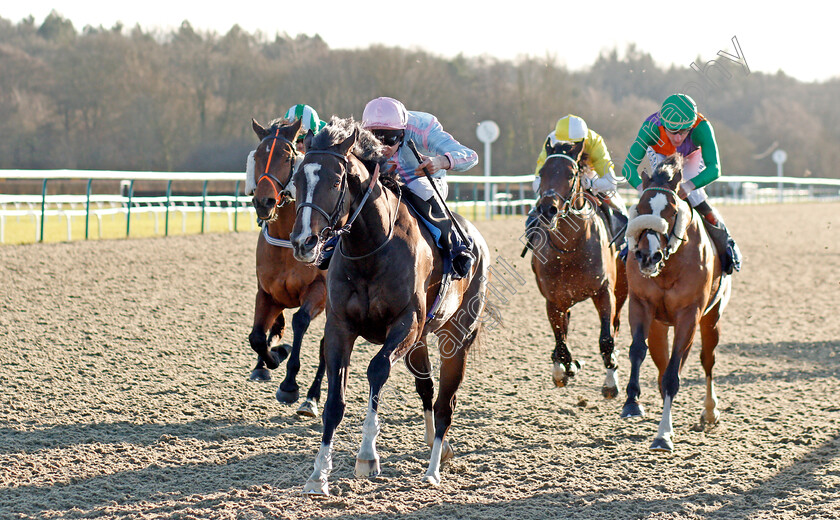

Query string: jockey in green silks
[621,93,741,274]
[284,104,327,152]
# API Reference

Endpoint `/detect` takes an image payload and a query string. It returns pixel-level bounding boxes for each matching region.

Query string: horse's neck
[550,206,592,247]
[342,177,395,257]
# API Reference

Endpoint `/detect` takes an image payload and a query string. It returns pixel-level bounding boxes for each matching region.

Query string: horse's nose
[255,196,276,209]
[292,232,319,262]
[635,250,645,265]
[651,251,663,264]
[252,196,276,219]
[538,203,558,221]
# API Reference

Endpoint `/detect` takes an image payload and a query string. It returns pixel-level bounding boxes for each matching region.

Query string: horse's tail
[466,298,503,360]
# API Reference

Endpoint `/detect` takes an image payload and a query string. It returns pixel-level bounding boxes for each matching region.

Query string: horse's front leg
[276,303,318,403]
[621,295,653,418]
[298,337,326,418]
[303,323,356,497]
[592,285,619,398]
[249,289,286,376]
[355,314,421,478]
[651,307,701,452]
[547,301,578,387]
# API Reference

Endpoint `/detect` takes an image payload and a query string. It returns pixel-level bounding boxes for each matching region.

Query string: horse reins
[542,153,582,218]
[257,129,298,208]
[296,150,386,245]
[639,186,688,260]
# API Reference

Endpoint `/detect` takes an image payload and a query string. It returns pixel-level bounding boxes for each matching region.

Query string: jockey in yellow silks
[528,114,630,244]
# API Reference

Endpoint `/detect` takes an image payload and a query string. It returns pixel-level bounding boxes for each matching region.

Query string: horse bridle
[295,150,383,241]
[256,128,298,209]
[639,186,687,261]
[540,153,582,222]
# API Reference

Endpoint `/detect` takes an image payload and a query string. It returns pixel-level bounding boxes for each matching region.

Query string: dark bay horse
[620,154,732,451]
[247,117,326,417]
[527,139,627,397]
[290,117,491,496]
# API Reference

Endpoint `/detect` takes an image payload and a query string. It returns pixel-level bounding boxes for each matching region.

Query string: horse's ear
[544,137,553,157]
[289,118,303,141]
[640,168,651,188]
[289,119,303,142]
[337,127,358,157]
[303,129,314,152]
[252,118,269,141]
[570,140,585,161]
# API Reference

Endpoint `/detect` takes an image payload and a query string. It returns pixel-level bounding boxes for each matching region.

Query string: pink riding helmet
[362,97,408,130]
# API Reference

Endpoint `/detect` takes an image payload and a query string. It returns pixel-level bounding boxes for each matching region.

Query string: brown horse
[289,117,491,496]
[527,139,627,397]
[620,154,732,451]
[247,117,327,417]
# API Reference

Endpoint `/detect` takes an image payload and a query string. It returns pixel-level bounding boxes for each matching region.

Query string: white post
[484,141,491,220]
[777,162,783,203]
[476,121,500,221]
[772,149,787,204]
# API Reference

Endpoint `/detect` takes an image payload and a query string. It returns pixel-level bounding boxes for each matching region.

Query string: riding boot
[694,202,742,274]
[404,190,474,280]
[600,196,629,247]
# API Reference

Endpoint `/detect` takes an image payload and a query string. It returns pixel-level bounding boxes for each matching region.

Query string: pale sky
[3,1,835,83]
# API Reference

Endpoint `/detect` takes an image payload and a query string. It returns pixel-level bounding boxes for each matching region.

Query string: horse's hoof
[264,349,282,370]
[701,409,720,427]
[620,401,645,418]
[441,440,455,462]
[249,368,272,382]
[297,399,318,418]
[276,387,300,404]
[552,363,570,387]
[354,457,381,478]
[422,471,441,486]
[602,385,619,399]
[650,436,674,452]
[270,344,291,363]
[302,479,329,497]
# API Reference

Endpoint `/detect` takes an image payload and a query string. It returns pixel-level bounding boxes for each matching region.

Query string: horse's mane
[309,116,402,193]
[309,116,387,164]
[266,117,295,131]
[649,154,683,186]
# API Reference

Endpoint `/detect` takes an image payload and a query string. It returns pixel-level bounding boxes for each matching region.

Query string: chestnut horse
[246,117,326,417]
[527,139,627,397]
[620,154,732,451]
[290,117,491,496]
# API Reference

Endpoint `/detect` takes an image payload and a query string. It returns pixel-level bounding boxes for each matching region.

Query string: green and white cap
[283,104,323,138]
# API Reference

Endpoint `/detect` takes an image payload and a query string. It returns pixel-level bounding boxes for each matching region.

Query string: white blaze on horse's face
[299,163,321,230]
[649,193,668,219]
[290,162,323,263]
[647,233,661,255]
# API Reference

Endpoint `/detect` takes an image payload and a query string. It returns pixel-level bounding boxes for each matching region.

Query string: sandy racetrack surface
[1,202,839,519]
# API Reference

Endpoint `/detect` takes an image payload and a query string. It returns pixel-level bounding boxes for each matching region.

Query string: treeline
[2,11,839,180]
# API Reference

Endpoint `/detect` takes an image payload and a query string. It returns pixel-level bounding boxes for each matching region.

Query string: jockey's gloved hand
[678,180,695,200]
[592,176,617,196]
[415,155,451,176]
